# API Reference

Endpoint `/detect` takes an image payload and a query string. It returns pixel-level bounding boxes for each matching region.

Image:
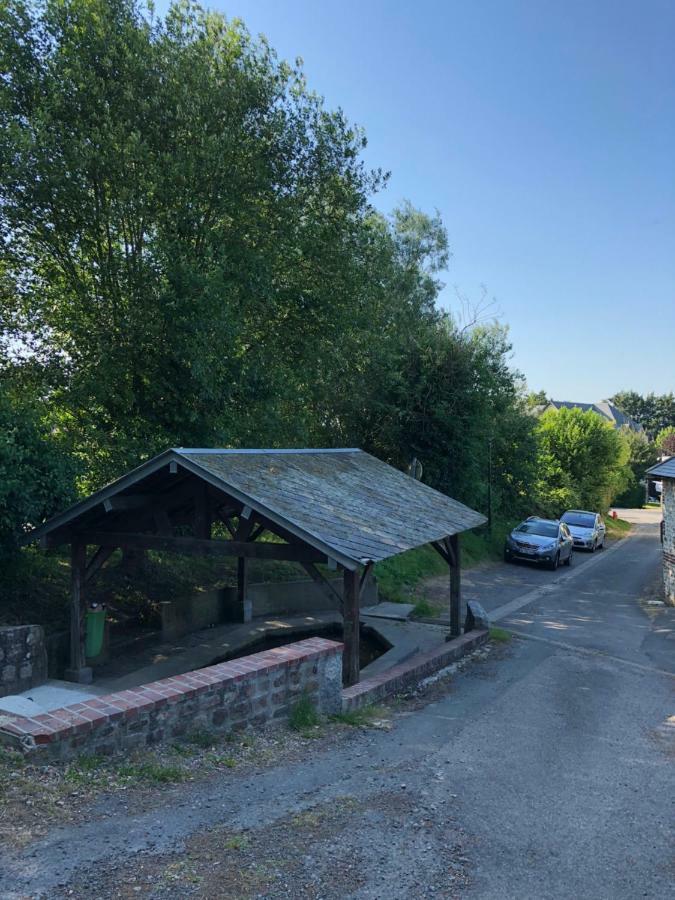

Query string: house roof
[544,400,643,432]
[646,456,675,479]
[25,448,487,568]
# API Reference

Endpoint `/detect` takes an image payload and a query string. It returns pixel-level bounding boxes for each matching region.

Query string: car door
[596,515,606,544]
[561,523,573,559]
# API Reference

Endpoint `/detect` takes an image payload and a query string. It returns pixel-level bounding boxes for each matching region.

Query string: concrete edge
[341,629,489,711]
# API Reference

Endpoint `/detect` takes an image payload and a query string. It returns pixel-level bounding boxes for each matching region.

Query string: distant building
[533,399,643,433]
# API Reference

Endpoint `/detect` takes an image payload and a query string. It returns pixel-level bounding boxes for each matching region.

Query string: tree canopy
[534,407,630,516]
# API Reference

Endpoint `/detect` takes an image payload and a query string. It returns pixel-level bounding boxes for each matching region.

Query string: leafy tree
[534,407,630,516]
[612,391,675,436]
[655,426,675,455]
[612,428,659,507]
[0,376,77,554]
[525,389,548,409]
[0,0,383,487]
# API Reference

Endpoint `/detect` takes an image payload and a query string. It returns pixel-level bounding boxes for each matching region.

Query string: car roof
[562,509,597,516]
[521,517,559,525]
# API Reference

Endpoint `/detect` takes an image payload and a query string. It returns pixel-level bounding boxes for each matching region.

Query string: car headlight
[538,541,557,553]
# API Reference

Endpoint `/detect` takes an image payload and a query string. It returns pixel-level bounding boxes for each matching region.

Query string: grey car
[560,510,606,552]
[504,517,574,570]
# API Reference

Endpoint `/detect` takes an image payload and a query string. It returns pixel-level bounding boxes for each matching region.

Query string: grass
[375,519,518,606]
[330,705,388,728]
[605,515,632,538]
[374,545,447,603]
[489,627,512,643]
[224,834,249,851]
[288,694,321,733]
[115,761,190,784]
[412,598,435,618]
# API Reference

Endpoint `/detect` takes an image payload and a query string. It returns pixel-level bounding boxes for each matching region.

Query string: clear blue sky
[157,0,675,401]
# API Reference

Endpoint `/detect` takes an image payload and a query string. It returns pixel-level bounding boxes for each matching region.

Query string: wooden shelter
[24,449,486,686]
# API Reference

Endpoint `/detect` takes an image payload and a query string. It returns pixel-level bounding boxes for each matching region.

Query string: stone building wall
[0,625,48,698]
[662,478,675,606]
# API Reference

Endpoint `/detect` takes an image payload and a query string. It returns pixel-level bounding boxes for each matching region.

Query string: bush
[0,381,77,556]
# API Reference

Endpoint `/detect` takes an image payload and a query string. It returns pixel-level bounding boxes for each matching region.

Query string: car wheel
[504,550,511,563]
[590,540,596,553]
[549,552,559,571]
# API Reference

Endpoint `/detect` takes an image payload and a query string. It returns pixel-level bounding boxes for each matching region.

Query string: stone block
[464,600,490,632]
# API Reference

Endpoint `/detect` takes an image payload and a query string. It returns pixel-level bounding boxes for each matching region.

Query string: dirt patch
[54,788,472,899]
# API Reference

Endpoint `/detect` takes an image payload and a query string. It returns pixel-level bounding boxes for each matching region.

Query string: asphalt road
[2,515,673,898]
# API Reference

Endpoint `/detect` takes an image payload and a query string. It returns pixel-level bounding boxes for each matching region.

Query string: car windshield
[515,521,559,538]
[562,513,595,528]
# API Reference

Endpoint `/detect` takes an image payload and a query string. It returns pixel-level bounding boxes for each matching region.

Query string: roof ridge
[175,448,361,455]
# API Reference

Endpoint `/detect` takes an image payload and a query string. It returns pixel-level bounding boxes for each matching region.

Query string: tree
[0,0,383,487]
[534,407,630,516]
[0,376,77,554]
[655,427,675,456]
[612,391,675,437]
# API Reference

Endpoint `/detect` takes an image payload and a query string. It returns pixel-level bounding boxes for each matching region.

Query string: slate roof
[542,400,643,432]
[25,448,486,568]
[646,457,675,479]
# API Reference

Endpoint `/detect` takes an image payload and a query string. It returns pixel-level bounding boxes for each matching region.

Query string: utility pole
[487,438,494,537]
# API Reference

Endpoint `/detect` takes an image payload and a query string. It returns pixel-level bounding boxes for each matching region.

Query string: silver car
[504,517,574,570]
[560,510,606,552]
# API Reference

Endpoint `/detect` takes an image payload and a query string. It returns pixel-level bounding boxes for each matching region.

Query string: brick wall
[0,638,342,762]
[0,625,48,698]
[662,478,675,606]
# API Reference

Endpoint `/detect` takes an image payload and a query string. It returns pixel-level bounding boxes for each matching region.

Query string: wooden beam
[359,561,374,598]
[447,534,461,638]
[85,545,116,583]
[237,556,251,622]
[301,562,342,607]
[248,523,266,542]
[343,566,360,686]
[68,541,87,674]
[81,531,328,563]
[103,495,151,512]
[193,482,211,540]
[432,540,451,566]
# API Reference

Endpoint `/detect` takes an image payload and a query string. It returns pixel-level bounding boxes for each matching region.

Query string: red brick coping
[342,629,489,710]
[0,637,342,759]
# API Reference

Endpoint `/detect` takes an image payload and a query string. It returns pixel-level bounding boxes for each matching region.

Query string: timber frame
[26,449,481,687]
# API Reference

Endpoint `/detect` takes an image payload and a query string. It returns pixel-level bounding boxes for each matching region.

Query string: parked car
[560,510,606,552]
[504,517,574,570]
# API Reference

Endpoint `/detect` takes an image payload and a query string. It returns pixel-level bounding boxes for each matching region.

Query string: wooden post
[64,540,93,683]
[343,566,360,686]
[237,556,252,623]
[448,533,461,638]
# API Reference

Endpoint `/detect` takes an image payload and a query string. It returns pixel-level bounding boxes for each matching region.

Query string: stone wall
[0,637,343,762]
[161,577,379,637]
[662,478,675,606]
[0,626,48,698]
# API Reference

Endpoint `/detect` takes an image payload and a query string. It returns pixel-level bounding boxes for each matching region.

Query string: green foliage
[0,377,77,554]
[655,427,675,455]
[534,407,630,516]
[330,705,388,727]
[613,428,658,507]
[288,694,321,732]
[489,627,511,642]
[605,516,631,537]
[375,545,447,603]
[612,391,675,437]
[115,760,189,783]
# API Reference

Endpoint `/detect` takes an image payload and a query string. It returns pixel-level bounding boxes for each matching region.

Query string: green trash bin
[85,604,106,658]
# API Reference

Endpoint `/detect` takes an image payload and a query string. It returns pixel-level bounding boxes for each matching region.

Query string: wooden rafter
[79,531,328,563]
